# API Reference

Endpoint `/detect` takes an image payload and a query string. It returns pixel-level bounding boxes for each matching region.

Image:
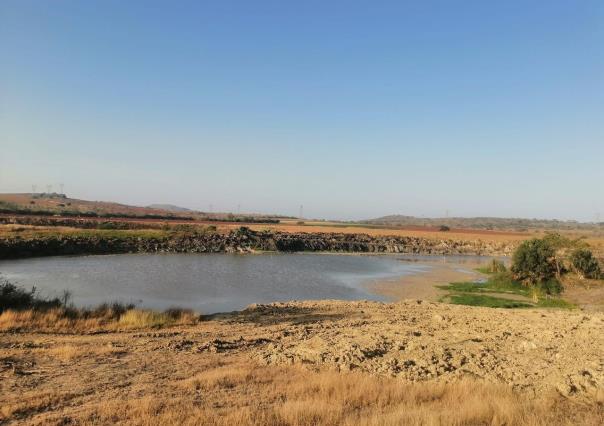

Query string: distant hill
[146,204,192,213]
[362,215,603,231]
[0,193,194,219]
[0,193,281,222]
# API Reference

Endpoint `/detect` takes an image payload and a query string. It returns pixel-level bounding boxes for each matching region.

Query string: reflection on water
[0,253,494,314]
[0,253,433,313]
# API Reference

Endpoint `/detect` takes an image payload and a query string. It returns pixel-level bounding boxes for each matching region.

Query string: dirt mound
[2,300,603,424]
[230,301,604,399]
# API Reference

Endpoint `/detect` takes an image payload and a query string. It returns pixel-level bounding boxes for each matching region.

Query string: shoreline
[367,258,485,302]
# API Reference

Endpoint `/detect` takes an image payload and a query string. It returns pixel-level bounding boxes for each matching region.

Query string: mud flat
[368,258,484,301]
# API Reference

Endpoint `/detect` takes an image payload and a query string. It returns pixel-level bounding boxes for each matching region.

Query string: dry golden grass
[25,360,600,426]
[0,390,78,421]
[44,344,125,361]
[0,307,198,332]
[117,309,198,328]
[0,308,106,332]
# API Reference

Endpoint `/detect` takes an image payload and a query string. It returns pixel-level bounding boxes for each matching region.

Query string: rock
[0,228,518,259]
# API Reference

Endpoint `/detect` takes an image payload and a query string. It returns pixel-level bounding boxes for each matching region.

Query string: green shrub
[570,249,601,279]
[438,225,450,232]
[511,238,557,285]
[0,277,62,312]
[538,278,563,295]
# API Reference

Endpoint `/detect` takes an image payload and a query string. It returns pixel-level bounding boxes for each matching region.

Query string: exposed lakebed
[0,253,483,313]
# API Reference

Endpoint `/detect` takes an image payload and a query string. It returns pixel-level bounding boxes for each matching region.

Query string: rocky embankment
[0,228,517,259]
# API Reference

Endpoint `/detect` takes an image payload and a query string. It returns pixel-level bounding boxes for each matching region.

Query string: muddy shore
[368,258,484,302]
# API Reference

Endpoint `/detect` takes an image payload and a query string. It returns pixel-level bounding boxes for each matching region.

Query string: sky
[1,1,603,221]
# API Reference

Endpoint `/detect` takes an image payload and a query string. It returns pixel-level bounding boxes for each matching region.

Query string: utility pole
[32,185,37,195]
[59,183,64,195]
[298,205,304,219]
[46,184,52,194]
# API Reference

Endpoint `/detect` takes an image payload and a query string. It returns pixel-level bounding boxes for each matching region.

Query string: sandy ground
[368,259,485,302]
[1,300,603,425]
[564,282,604,312]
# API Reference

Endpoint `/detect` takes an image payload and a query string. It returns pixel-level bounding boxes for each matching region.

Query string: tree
[570,249,601,279]
[511,238,557,285]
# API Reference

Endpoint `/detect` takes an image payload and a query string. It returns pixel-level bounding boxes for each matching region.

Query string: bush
[439,225,450,232]
[539,278,563,296]
[0,277,62,312]
[511,238,557,285]
[570,249,601,279]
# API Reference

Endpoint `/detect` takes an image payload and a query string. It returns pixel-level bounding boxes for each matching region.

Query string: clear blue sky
[1,1,603,221]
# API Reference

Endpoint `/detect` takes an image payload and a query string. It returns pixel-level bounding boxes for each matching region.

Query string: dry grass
[0,390,79,421]
[25,360,600,426]
[0,307,199,332]
[0,308,107,332]
[44,344,124,361]
[117,309,197,328]
[2,303,603,425]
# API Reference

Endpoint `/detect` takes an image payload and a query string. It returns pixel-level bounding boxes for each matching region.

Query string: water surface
[0,253,439,313]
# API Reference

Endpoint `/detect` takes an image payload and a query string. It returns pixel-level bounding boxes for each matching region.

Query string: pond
[0,253,476,314]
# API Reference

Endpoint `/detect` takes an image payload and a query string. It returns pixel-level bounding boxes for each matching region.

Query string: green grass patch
[445,294,533,308]
[536,298,575,309]
[439,271,573,309]
[437,273,530,297]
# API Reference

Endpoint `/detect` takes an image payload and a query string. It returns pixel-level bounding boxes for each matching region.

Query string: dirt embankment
[0,228,517,259]
[240,301,603,398]
[1,300,602,425]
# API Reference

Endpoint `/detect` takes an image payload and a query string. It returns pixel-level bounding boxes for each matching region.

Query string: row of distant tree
[363,215,604,231]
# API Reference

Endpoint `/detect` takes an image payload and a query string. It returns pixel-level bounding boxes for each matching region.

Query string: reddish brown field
[2,193,603,253]
[244,221,532,242]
